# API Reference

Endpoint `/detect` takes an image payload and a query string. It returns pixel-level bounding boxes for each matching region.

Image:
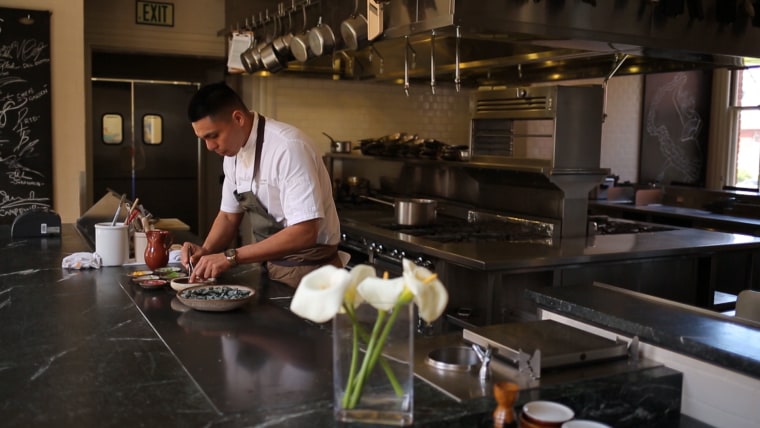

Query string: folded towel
[62,252,102,269]
[169,249,182,263]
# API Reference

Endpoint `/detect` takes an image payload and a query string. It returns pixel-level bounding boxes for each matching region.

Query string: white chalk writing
[0,13,52,222]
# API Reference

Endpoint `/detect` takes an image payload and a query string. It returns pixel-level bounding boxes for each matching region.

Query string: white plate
[562,420,611,428]
[523,401,574,424]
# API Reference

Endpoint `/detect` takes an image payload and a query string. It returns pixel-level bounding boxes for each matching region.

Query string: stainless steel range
[328,84,677,328]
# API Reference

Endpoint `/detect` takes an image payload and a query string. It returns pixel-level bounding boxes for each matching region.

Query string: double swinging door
[91,79,202,233]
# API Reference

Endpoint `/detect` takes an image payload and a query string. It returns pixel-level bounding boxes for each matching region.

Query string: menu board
[0,8,52,224]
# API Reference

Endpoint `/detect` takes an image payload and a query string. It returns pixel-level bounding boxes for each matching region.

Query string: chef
[181,82,342,287]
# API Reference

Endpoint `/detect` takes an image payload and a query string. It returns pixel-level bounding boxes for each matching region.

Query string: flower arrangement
[290,259,448,412]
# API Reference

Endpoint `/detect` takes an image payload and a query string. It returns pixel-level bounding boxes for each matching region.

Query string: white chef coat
[220,113,340,246]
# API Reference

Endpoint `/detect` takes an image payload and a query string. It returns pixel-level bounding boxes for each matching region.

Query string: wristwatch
[224,248,238,266]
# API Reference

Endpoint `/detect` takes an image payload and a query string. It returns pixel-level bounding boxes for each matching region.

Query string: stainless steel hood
[269,0,760,85]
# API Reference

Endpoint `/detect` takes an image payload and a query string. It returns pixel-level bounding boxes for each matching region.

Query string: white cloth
[62,252,102,269]
[220,114,340,245]
[169,249,182,263]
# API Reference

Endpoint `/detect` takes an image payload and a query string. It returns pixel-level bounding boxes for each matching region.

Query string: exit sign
[136,1,174,27]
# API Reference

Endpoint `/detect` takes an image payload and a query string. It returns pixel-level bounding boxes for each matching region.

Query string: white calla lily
[289,265,350,323]
[343,264,376,309]
[402,258,448,323]
[357,276,406,311]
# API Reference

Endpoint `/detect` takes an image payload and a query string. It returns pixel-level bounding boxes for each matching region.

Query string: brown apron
[233,115,340,288]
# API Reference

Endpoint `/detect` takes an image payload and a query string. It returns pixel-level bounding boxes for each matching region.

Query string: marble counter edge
[524,284,760,381]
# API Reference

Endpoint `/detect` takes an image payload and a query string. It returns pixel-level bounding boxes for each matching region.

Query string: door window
[143,114,163,145]
[102,113,123,144]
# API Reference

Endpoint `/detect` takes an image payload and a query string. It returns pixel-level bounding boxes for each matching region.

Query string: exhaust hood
[267,0,760,86]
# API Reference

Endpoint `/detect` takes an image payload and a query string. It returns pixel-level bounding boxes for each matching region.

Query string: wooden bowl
[176,285,255,312]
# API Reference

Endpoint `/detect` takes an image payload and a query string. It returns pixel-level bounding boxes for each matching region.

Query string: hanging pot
[360,195,437,226]
[340,0,368,51]
[291,4,314,62]
[308,16,335,57]
[261,15,288,72]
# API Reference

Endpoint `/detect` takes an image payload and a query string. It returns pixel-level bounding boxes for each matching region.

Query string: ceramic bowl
[522,401,574,426]
[562,420,612,428]
[127,269,154,277]
[132,274,160,283]
[170,277,216,292]
[176,285,255,312]
[138,278,168,290]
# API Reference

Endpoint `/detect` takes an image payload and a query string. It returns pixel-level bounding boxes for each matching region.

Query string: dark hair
[187,82,248,122]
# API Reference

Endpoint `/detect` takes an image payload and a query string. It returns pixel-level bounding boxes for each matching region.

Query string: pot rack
[219,0,320,37]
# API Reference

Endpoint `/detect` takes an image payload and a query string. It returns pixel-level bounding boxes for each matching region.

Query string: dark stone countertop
[0,225,712,427]
[525,282,760,381]
[590,200,760,234]
[338,205,760,271]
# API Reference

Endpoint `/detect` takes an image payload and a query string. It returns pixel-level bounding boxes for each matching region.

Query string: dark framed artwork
[639,70,712,186]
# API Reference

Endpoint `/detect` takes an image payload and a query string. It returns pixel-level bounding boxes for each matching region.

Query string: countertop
[525,282,760,381]
[590,200,760,234]
[338,204,760,271]
[0,224,711,427]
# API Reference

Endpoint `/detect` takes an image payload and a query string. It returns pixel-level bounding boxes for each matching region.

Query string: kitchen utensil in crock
[340,0,368,51]
[359,195,437,226]
[308,16,335,57]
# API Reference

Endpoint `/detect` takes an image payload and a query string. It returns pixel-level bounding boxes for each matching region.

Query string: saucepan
[360,195,437,226]
[323,132,356,153]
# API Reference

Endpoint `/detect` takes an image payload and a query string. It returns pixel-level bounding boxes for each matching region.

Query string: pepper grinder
[493,381,519,428]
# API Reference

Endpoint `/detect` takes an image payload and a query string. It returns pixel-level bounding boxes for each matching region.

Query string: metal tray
[463,319,629,372]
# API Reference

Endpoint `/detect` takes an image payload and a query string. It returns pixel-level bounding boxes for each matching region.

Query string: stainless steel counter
[339,205,760,271]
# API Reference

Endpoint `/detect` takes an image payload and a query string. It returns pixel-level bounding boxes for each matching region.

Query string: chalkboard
[0,8,52,224]
[639,70,712,186]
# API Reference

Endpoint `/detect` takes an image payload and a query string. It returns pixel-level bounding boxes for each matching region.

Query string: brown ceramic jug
[144,229,173,270]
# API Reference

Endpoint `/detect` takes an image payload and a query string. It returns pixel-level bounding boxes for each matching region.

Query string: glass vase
[332,301,414,426]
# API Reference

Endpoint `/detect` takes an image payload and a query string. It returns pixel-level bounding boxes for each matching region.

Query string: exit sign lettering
[136,1,174,27]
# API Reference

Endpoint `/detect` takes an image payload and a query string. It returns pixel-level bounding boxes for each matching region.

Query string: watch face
[225,249,237,265]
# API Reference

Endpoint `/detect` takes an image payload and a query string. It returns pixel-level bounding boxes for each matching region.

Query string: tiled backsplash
[243,74,643,182]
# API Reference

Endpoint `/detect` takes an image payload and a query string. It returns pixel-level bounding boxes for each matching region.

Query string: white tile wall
[243,75,643,181]
[246,76,472,154]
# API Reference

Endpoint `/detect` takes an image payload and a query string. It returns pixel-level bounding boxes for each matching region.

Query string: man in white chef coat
[181,82,341,287]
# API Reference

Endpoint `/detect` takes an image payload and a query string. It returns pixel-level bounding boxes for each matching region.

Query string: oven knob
[375,244,384,254]
[415,257,434,270]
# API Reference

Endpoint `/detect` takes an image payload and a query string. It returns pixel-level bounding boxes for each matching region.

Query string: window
[101,114,123,144]
[143,114,163,145]
[729,68,760,190]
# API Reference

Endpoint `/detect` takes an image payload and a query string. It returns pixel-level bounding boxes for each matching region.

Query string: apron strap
[253,115,266,180]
